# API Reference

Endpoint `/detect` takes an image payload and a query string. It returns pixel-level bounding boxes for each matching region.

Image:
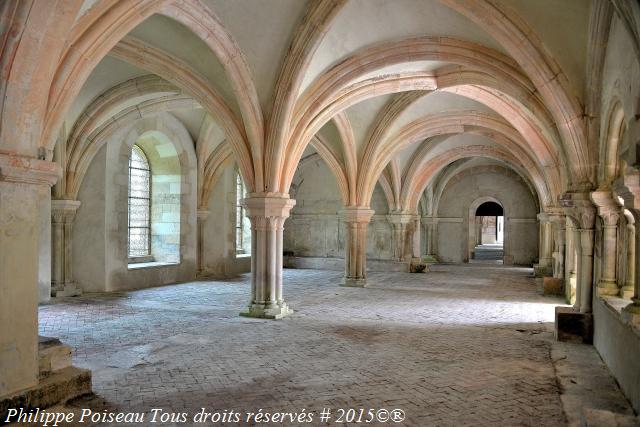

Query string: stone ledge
[599,296,640,338]
[127,261,180,270]
[0,367,92,421]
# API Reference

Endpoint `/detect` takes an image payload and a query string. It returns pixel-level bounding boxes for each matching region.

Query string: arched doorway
[468,198,506,263]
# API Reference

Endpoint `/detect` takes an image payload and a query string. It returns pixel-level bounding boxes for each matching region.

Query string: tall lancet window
[236,171,251,255]
[128,144,152,258]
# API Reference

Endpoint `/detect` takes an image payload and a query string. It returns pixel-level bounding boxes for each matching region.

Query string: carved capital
[339,207,375,224]
[561,191,596,229]
[241,193,296,221]
[51,199,81,224]
[591,190,622,226]
[600,210,621,227]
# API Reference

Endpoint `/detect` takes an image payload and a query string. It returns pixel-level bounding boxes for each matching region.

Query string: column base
[555,306,593,344]
[51,282,82,298]
[596,280,619,296]
[621,302,640,326]
[240,302,293,320]
[341,278,367,288]
[533,263,552,277]
[1,337,92,421]
[621,285,634,299]
[423,255,438,264]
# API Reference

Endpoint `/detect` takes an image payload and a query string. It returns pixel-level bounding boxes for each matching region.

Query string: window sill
[128,261,180,270]
[235,254,251,259]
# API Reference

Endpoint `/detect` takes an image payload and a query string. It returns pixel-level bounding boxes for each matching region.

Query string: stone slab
[543,277,564,295]
[555,306,593,344]
[582,408,640,427]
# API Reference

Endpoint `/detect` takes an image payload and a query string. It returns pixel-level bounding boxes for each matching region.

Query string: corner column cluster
[50,199,81,297]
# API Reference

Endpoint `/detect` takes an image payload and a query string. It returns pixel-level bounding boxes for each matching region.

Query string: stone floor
[37,265,634,426]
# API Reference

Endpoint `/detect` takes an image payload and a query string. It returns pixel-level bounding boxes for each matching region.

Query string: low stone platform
[555,306,593,344]
[0,337,91,421]
[544,277,564,295]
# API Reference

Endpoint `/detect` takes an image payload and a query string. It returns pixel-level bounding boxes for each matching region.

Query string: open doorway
[472,201,504,262]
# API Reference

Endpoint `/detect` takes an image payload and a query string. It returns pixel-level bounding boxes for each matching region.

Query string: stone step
[38,337,72,378]
[0,366,91,422]
[582,408,640,427]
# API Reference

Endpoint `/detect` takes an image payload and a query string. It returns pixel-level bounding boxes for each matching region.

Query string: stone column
[387,212,413,262]
[550,215,566,279]
[239,194,295,319]
[591,191,621,296]
[622,214,635,299]
[410,215,421,262]
[423,216,437,258]
[431,219,439,257]
[340,207,374,287]
[0,153,60,397]
[50,199,82,297]
[561,192,595,313]
[534,213,554,276]
[196,209,210,276]
[622,209,640,323]
[613,173,640,323]
[564,218,577,304]
[577,228,595,313]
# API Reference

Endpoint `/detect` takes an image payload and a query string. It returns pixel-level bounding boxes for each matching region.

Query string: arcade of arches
[1,0,640,424]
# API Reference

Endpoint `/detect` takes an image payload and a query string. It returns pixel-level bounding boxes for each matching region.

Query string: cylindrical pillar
[578,228,595,313]
[341,208,375,287]
[240,194,295,319]
[196,209,210,275]
[597,211,620,296]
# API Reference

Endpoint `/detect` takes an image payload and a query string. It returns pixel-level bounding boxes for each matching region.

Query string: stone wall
[200,165,251,278]
[283,155,395,262]
[435,166,538,264]
[593,297,640,411]
[592,11,640,414]
[74,115,198,292]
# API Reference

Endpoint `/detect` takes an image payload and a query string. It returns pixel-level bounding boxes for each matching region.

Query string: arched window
[236,172,251,255]
[128,145,151,258]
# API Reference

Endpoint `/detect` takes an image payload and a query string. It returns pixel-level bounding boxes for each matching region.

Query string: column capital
[0,152,61,186]
[339,207,374,223]
[537,212,551,222]
[386,212,415,225]
[591,190,622,225]
[196,209,211,220]
[560,191,596,229]
[241,193,296,219]
[51,199,81,223]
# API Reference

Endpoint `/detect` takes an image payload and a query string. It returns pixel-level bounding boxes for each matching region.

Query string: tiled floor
[38,265,631,426]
